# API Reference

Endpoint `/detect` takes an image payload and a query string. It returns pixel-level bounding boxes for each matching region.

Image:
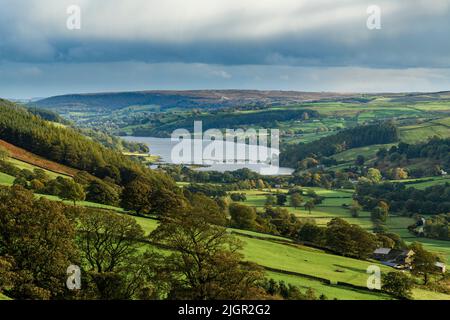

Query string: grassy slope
[390,176,450,190]
[266,271,390,300]
[0,293,11,300]
[134,214,378,288]
[7,158,70,180]
[35,193,124,212]
[133,214,449,300]
[241,189,372,230]
[132,214,390,299]
[234,187,450,299]
[0,139,78,177]
[0,171,15,185]
[1,172,447,299]
[332,143,396,163]
[399,123,450,144]
[386,215,450,264]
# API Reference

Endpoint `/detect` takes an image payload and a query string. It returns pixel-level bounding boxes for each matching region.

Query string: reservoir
[122,136,294,176]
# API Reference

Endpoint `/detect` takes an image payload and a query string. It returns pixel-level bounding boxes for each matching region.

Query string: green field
[0,171,15,185]
[332,143,396,163]
[35,193,124,212]
[129,215,380,287]
[266,271,391,300]
[0,293,11,300]
[386,215,450,264]
[400,123,450,144]
[7,158,71,179]
[241,188,372,230]
[240,187,450,261]
[391,176,450,190]
[128,214,391,298]
[106,213,450,300]
[131,213,450,300]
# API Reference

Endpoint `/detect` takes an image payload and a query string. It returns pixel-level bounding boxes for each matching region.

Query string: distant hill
[32,90,361,111]
[32,90,450,112]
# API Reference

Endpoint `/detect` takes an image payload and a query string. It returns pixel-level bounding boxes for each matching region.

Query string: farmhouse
[372,248,415,269]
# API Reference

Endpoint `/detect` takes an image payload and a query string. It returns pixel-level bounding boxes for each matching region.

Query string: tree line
[355,182,450,216]
[281,122,399,169]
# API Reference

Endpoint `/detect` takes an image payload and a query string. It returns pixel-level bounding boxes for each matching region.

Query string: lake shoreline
[121,136,294,176]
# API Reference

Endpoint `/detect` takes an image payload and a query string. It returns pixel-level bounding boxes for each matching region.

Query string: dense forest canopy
[355,182,450,215]
[0,99,173,189]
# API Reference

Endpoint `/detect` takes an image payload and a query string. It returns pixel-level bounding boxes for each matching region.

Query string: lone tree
[229,203,257,230]
[76,209,154,299]
[265,194,276,206]
[304,200,315,214]
[349,201,362,218]
[86,180,120,206]
[150,201,267,299]
[355,155,365,166]
[367,168,382,183]
[290,193,303,209]
[409,242,439,284]
[382,272,413,300]
[371,201,389,222]
[59,178,86,205]
[276,193,287,206]
[121,177,153,214]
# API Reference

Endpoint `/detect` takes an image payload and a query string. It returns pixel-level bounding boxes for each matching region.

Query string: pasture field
[399,123,450,143]
[7,158,71,180]
[0,293,11,300]
[240,188,372,230]
[332,143,396,163]
[228,228,293,242]
[239,187,450,266]
[411,289,450,300]
[432,116,450,126]
[392,176,450,189]
[34,193,124,212]
[407,101,450,112]
[0,139,78,177]
[112,214,392,298]
[266,271,390,300]
[115,214,450,300]
[386,215,450,264]
[0,171,15,185]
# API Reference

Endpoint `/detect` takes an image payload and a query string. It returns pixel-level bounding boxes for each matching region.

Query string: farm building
[372,248,415,269]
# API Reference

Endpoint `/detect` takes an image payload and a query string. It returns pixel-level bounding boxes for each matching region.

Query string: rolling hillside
[0,139,77,177]
[33,90,361,111]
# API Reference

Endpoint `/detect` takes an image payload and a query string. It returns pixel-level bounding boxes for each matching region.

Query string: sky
[0,0,450,98]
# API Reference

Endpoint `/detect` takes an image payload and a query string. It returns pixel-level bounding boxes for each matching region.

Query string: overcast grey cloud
[0,0,449,97]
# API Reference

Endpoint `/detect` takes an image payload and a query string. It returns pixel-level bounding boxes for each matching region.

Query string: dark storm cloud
[0,0,450,97]
[0,0,449,68]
